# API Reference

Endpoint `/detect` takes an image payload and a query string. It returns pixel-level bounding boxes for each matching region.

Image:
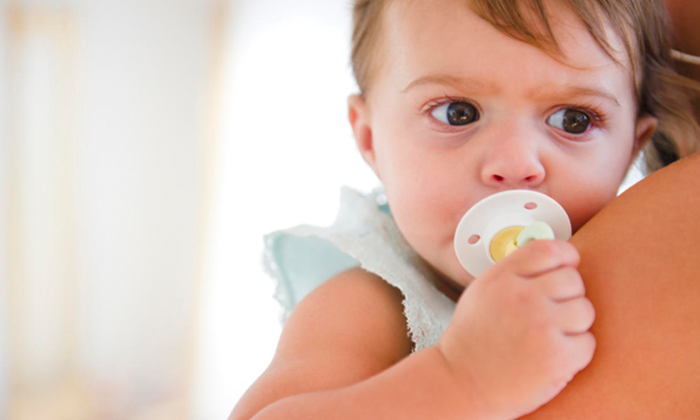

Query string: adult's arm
[519,153,700,419]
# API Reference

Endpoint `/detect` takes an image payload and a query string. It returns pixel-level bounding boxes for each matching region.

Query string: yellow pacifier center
[489,226,524,262]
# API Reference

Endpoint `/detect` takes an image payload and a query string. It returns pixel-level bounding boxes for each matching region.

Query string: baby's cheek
[385,177,461,254]
[391,201,435,247]
[390,200,430,243]
[400,202,455,260]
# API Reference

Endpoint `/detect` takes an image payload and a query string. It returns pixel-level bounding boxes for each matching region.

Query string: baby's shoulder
[231,268,412,419]
[278,266,413,364]
[313,266,405,311]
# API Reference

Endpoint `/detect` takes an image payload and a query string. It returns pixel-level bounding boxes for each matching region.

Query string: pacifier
[454,190,572,277]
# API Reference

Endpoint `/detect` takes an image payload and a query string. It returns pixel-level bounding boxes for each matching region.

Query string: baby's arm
[232,238,594,420]
[229,267,495,420]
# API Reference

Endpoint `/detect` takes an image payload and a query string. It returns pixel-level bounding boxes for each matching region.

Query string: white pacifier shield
[454,190,572,278]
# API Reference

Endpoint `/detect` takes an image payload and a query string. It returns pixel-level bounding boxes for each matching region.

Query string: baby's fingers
[562,331,597,376]
[555,296,596,334]
[505,239,580,277]
[532,267,586,302]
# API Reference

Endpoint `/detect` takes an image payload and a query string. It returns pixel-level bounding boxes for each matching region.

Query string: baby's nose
[480,142,545,189]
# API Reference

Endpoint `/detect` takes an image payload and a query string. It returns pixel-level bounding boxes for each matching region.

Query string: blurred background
[0,0,646,419]
[0,0,378,419]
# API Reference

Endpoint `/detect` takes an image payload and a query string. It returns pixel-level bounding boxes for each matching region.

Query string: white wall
[2,1,222,418]
[193,0,378,418]
[74,0,209,391]
[0,1,9,415]
[1,0,378,418]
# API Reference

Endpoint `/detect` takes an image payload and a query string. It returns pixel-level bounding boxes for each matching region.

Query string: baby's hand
[439,240,595,420]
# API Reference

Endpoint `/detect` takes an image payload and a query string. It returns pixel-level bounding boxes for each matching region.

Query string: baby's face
[350,0,655,292]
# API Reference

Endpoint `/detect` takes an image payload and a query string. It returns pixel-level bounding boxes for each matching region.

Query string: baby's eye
[430,101,479,126]
[546,108,591,134]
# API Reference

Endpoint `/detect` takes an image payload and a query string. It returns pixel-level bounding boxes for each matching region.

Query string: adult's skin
[515,135,700,417]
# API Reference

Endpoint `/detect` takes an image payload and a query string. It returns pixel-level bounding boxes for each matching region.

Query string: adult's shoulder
[521,154,700,419]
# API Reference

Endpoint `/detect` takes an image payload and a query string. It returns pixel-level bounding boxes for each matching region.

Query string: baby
[232,0,700,419]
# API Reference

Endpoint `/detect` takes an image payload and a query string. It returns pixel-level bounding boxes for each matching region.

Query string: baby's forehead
[380,0,632,77]
[368,0,636,107]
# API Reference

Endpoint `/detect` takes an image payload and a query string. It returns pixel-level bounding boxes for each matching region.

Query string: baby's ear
[631,114,658,164]
[348,94,380,178]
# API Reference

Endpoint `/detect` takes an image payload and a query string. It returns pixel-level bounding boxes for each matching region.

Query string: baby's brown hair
[351,0,700,173]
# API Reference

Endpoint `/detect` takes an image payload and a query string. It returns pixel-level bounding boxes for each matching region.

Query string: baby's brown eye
[547,109,591,134]
[431,101,479,126]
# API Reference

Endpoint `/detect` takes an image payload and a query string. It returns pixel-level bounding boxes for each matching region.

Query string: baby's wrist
[433,343,504,420]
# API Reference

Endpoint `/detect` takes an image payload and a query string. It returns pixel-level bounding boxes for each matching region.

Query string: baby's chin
[449,269,476,291]
[427,263,472,301]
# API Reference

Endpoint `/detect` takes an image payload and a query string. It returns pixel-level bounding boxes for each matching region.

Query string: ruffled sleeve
[262,187,456,352]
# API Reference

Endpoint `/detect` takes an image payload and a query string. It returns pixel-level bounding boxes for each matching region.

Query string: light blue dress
[262,187,456,352]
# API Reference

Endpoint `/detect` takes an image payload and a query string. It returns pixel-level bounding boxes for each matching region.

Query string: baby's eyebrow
[401,75,622,108]
[527,84,621,107]
[401,74,499,95]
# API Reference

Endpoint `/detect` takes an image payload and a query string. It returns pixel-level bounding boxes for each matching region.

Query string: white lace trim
[262,187,456,352]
